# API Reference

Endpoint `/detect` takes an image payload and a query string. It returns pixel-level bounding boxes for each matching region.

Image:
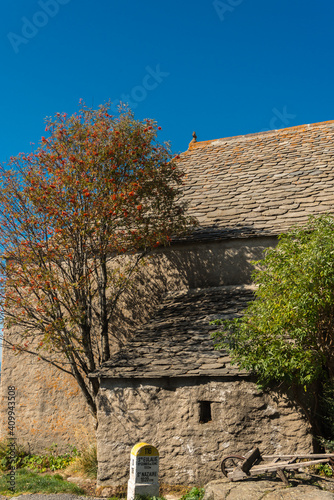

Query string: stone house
[93,286,311,491]
[92,120,334,491]
[2,120,334,488]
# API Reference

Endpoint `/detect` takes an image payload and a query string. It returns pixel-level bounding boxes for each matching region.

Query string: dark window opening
[199,401,212,423]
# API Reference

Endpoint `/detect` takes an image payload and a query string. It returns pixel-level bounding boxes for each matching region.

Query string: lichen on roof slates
[178,120,334,241]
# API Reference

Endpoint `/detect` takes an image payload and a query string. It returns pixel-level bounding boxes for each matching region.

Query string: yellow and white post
[127,442,159,500]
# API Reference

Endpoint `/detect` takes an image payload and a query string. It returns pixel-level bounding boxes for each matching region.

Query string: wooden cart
[221,448,334,484]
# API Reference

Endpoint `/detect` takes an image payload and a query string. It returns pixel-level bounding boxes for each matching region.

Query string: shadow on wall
[164,234,278,289]
[106,250,186,351]
[108,233,277,350]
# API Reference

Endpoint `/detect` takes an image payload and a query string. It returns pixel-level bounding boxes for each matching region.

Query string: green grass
[0,469,85,496]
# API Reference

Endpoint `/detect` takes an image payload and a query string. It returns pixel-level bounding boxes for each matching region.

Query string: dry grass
[64,444,97,478]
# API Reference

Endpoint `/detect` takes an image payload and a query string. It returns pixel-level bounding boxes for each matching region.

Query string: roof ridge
[187,120,334,151]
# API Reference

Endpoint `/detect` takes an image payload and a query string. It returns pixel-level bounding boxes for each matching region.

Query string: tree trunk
[71,362,99,420]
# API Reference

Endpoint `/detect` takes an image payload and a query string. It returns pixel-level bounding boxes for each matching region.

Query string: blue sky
[0,0,334,163]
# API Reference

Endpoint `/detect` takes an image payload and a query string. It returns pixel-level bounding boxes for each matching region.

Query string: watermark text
[8,0,71,54]
[213,0,244,22]
[110,65,170,113]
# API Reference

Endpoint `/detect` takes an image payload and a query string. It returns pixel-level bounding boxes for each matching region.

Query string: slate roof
[179,120,334,240]
[94,121,334,380]
[93,285,255,379]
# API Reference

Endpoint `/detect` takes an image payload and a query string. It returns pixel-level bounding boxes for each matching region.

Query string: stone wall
[160,236,276,289]
[0,236,277,451]
[97,376,312,489]
[0,332,96,453]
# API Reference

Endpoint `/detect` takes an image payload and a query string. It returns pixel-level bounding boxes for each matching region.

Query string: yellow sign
[131,442,159,457]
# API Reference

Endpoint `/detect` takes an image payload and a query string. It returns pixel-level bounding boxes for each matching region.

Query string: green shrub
[0,440,29,471]
[0,438,99,480]
[180,487,205,500]
[21,452,75,472]
[0,440,77,473]
[314,463,333,477]
[318,438,334,453]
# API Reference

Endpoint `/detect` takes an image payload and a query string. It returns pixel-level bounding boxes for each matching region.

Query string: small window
[199,401,212,423]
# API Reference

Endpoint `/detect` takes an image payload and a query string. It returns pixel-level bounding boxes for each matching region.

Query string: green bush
[180,487,205,500]
[318,438,334,453]
[21,452,75,472]
[0,440,29,471]
[0,440,77,473]
[212,214,334,442]
[313,463,333,477]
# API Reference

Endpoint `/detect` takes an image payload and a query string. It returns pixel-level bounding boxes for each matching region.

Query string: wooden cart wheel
[221,455,246,477]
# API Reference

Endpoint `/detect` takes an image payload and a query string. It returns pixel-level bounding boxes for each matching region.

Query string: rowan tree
[0,102,195,418]
[212,214,334,445]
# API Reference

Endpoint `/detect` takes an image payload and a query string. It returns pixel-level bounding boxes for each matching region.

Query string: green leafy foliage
[0,439,77,473]
[180,487,205,500]
[21,452,75,472]
[318,438,334,452]
[213,214,334,388]
[212,214,334,438]
[0,440,28,471]
[313,463,334,477]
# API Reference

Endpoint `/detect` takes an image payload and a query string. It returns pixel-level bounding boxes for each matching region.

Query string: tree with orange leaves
[0,102,195,418]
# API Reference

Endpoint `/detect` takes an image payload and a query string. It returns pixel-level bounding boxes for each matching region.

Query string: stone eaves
[178,121,334,241]
[92,285,255,379]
